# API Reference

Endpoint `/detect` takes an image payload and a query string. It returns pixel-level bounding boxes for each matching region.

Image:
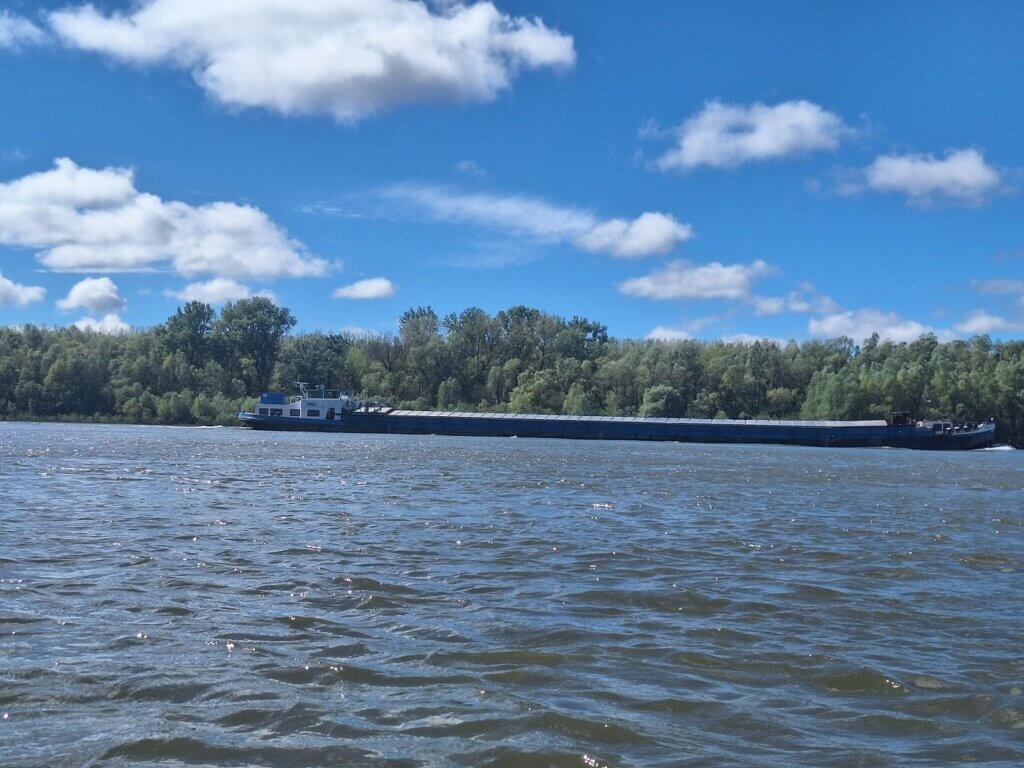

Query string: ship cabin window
[290,409,300,417]
[307,409,320,417]
[258,408,269,415]
[270,409,283,417]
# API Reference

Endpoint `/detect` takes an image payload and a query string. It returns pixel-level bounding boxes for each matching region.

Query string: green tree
[216,298,296,395]
[436,377,462,409]
[44,347,108,415]
[162,302,215,367]
[1,301,1022,446]
[639,384,685,417]
[563,381,598,415]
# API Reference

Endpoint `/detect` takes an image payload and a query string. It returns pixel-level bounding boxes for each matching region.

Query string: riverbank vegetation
[2,298,1022,446]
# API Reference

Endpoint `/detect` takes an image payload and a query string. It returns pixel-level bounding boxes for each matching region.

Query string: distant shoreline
[3,301,1021,448]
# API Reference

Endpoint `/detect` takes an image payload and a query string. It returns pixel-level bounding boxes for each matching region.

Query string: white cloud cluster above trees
[57,276,127,313]
[165,278,272,304]
[646,326,694,342]
[808,308,952,343]
[0,271,45,307]
[73,313,131,334]
[386,184,691,258]
[333,277,396,300]
[619,260,773,300]
[952,310,1024,335]
[656,100,850,171]
[47,0,575,121]
[0,158,326,279]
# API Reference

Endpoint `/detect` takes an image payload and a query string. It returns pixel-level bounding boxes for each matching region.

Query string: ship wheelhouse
[255,384,360,421]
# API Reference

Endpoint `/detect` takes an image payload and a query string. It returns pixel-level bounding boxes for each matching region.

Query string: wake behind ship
[237,385,996,450]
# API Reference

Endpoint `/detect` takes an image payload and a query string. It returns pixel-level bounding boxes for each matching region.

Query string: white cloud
[752,284,840,316]
[646,326,693,342]
[57,276,127,313]
[973,278,1024,295]
[785,284,841,315]
[0,158,326,278]
[0,271,46,307]
[48,0,575,122]
[333,277,396,299]
[619,260,773,301]
[0,11,44,49]
[386,184,691,258]
[575,212,693,259]
[73,313,131,334]
[953,310,1024,335]
[165,277,271,304]
[844,148,1001,205]
[656,99,849,171]
[809,308,951,343]
[750,296,786,316]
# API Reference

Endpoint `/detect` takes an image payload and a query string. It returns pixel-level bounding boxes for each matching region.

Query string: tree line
[1,297,1022,446]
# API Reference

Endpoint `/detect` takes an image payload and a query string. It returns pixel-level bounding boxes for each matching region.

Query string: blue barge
[238,386,996,450]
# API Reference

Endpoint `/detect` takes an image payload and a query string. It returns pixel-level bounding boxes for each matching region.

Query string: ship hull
[237,411,996,450]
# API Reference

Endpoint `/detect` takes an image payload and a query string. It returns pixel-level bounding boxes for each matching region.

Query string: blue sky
[0,0,1022,342]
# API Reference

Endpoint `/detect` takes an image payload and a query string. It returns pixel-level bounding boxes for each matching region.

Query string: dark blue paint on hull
[237,412,996,450]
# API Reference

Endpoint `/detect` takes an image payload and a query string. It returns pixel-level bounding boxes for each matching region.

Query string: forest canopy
[2,297,1022,446]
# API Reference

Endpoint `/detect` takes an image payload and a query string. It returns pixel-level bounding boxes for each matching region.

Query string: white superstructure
[253,383,361,422]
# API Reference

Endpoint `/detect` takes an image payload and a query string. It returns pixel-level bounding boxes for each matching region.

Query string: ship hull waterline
[237,411,996,451]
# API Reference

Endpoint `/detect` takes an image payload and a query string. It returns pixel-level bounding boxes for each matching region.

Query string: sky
[0,0,1022,342]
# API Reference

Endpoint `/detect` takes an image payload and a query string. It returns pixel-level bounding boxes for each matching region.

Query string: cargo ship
[237,384,996,450]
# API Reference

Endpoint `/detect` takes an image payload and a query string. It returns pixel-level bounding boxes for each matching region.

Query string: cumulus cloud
[332,277,396,299]
[73,313,131,334]
[57,276,126,313]
[656,99,849,171]
[619,260,773,301]
[0,11,44,49]
[842,149,1002,205]
[575,212,693,259]
[751,284,840,316]
[48,0,575,121]
[386,184,691,258]
[953,310,1024,335]
[165,277,271,304]
[0,271,46,307]
[646,326,693,342]
[0,158,326,278]
[750,296,786,316]
[808,308,951,343]
[785,284,841,315]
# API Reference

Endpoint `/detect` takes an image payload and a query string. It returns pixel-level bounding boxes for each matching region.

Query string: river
[1,422,1021,766]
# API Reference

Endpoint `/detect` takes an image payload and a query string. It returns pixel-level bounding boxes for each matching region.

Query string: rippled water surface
[2,422,1023,767]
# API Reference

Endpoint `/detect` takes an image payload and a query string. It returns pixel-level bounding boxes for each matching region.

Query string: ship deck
[238,409,996,450]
